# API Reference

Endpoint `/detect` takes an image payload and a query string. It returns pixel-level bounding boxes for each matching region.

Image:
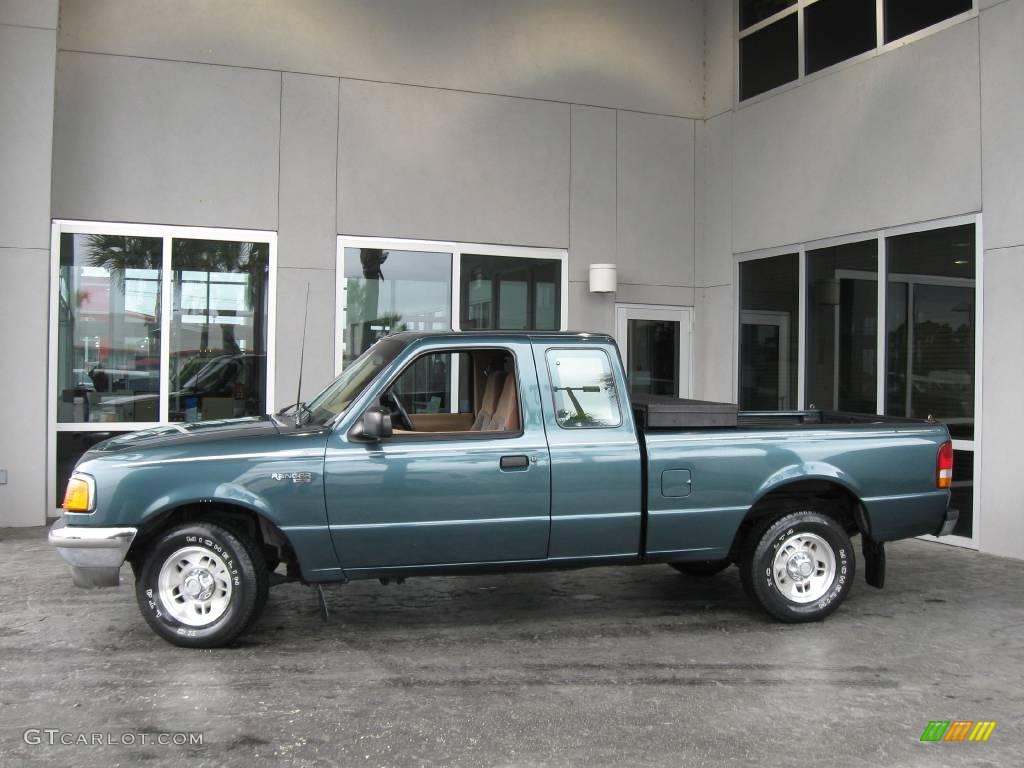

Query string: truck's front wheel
[135,522,268,647]
[740,511,855,622]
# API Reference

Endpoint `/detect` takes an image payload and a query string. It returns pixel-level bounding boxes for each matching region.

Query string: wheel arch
[728,477,868,562]
[126,501,297,576]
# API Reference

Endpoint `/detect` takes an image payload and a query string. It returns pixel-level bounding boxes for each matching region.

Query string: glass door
[614,304,692,399]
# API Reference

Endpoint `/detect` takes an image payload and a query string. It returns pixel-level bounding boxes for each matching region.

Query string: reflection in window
[461,254,560,331]
[56,431,129,500]
[343,248,452,368]
[805,0,877,75]
[739,255,799,410]
[546,349,621,428]
[739,13,799,100]
[884,0,972,44]
[950,449,974,538]
[885,224,975,440]
[805,240,878,412]
[56,233,162,423]
[626,319,679,397]
[390,352,472,415]
[169,240,269,422]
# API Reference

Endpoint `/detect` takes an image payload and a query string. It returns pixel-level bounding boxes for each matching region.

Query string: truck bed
[631,393,930,430]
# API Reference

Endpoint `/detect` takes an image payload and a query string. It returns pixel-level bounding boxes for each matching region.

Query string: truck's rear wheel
[740,511,854,622]
[135,522,268,648]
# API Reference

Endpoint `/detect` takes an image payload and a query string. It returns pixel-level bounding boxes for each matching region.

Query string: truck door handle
[500,455,530,471]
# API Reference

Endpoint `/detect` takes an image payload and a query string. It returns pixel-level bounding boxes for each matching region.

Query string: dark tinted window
[884,0,972,43]
[885,224,976,439]
[805,0,878,74]
[805,239,878,412]
[739,255,799,410]
[740,0,797,30]
[740,14,799,100]
[461,254,560,331]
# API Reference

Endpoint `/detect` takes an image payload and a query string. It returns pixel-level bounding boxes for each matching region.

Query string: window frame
[47,219,278,512]
[735,0,978,107]
[733,213,984,549]
[335,235,568,377]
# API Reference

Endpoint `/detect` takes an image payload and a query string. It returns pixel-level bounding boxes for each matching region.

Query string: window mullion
[797,248,807,410]
[159,234,172,423]
[875,232,887,415]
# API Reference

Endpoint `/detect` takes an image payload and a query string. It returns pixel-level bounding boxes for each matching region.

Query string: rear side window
[545,349,622,428]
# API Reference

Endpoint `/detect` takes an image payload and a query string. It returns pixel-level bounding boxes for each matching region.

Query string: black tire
[134,522,268,648]
[669,560,731,578]
[740,510,855,622]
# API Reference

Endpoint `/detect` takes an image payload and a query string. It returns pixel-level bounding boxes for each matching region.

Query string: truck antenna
[294,282,310,427]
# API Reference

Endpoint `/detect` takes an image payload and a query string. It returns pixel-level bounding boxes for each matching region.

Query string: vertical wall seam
[614,109,619,268]
[976,9,984,221]
[276,71,283,232]
[568,104,573,253]
[335,77,341,239]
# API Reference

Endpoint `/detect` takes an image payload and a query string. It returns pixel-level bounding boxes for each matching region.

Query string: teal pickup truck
[50,331,957,647]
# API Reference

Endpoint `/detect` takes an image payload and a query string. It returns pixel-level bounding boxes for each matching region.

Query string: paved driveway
[1,527,1022,767]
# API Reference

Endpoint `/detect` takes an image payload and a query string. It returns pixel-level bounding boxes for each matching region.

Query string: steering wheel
[383,391,414,431]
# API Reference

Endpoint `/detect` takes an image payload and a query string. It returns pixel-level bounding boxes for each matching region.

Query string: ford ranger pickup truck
[50,331,957,647]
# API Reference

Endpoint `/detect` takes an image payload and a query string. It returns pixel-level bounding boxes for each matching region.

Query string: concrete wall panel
[0,0,57,28]
[981,0,1024,250]
[58,0,704,118]
[274,268,337,409]
[616,111,695,288]
[695,111,733,288]
[279,73,339,271]
[693,285,734,403]
[979,245,1024,557]
[703,0,734,119]
[52,52,280,230]
[0,249,49,526]
[733,20,982,254]
[337,79,569,247]
[0,24,56,249]
[569,104,616,282]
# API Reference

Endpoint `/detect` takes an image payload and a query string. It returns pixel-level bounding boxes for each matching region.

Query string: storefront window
[56,233,163,423]
[342,248,452,368]
[169,239,269,422]
[739,254,799,410]
[885,224,976,440]
[460,254,560,331]
[805,240,878,412]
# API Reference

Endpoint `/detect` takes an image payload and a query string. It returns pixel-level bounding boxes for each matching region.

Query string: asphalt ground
[1,527,1022,767]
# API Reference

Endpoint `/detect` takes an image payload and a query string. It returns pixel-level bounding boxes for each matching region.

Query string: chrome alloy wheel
[157,546,234,627]
[771,532,837,603]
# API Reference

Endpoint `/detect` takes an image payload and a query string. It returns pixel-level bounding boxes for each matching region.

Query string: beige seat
[471,370,506,431]
[486,376,520,432]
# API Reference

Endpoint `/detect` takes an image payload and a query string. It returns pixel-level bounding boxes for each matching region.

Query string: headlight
[63,473,96,513]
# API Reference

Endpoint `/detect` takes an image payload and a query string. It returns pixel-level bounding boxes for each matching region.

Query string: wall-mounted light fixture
[589,263,617,293]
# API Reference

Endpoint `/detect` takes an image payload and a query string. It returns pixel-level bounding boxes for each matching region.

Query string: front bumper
[49,517,138,588]
[937,504,960,537]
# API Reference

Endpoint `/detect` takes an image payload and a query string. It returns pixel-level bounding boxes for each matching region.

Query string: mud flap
[862,536,885,589]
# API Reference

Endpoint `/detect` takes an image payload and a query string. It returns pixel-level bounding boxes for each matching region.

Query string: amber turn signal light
[63,476,93,512]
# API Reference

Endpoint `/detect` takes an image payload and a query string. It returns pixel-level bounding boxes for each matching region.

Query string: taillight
[937,441,953,489]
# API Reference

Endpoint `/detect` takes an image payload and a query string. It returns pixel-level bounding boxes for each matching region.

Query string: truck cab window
[383,349,520,435]
[546,349,621,428]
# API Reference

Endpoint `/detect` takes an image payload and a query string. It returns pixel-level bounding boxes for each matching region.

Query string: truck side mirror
[351,406,393,442]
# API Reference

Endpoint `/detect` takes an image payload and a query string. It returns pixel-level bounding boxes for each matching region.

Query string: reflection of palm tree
[85,235,269,388]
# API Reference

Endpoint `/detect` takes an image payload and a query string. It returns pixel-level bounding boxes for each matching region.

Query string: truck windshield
[304,337,408,424]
